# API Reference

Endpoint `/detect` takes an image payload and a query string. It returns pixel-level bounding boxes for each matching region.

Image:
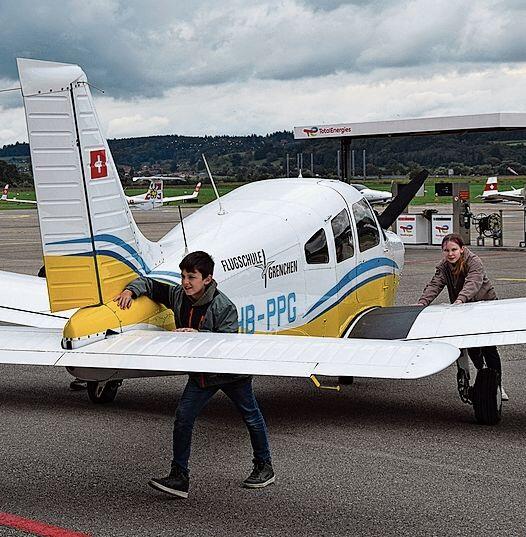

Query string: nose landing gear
[87,380,123,404]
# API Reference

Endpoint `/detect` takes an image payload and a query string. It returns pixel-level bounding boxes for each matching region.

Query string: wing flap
[0,327,459,379]
[0,327,64,365]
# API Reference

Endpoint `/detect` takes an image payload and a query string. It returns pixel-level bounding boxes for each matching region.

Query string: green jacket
[126,276,248,387]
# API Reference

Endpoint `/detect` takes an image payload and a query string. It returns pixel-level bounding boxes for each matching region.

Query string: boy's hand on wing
[114,290,133,309]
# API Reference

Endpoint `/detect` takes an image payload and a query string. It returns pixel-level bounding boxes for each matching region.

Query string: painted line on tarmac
[496,278,526,282]
[0,512,91,537]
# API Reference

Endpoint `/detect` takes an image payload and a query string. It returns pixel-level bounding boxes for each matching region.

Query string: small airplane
[1,179,201,210]
[350,183,392,205]
[1,58,526,427]
[126,178,201,210]
[0,184,37,204]
[480,176,525,204]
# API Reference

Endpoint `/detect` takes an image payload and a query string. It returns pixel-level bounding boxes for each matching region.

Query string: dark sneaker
[149,468,189,498]
[243,461,275,489]
[69,379,87,391]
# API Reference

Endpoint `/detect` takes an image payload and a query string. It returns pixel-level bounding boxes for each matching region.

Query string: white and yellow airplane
[127,177,201,209]
[1,59,526,426]
[1,179,201,210]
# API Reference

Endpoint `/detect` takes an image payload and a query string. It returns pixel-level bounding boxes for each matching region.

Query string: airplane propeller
[377,169,429,229]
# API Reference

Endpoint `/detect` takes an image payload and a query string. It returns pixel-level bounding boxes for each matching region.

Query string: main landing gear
[86,380,123,404]
[456,351,502,425]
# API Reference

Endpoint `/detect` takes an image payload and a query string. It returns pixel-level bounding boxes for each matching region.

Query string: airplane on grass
[1,59,526,428]
[0,179,201,210]
[481,176,525,204]
[0,184,36,204]
[125,178,201,209]
[350,183,392,204]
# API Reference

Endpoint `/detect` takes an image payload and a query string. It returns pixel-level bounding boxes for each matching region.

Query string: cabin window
[305,228,329,264]
[331,209,354,262]
[352,199,380,252]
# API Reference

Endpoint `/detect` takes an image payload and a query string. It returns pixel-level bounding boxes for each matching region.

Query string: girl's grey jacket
[126,276,247,387]
[418,248,497,306]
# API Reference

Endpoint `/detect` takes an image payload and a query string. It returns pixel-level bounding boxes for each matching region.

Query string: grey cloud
[0,0,525,102]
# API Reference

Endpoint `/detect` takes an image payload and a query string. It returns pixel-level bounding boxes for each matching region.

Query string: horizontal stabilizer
[0,271,73,328]
[0,327,459,380]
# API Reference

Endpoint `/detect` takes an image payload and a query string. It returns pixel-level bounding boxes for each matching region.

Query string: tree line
[1,129,526,186]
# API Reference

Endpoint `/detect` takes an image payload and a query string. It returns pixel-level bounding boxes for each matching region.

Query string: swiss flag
[90,149,108,180]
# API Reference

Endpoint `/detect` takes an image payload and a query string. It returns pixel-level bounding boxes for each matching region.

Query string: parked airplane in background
[350,183,392,204]
[129,178,201,209]
[1,180,201,210]
[1,184,36,204]
[1,59,526,428]
[481,176,525,204]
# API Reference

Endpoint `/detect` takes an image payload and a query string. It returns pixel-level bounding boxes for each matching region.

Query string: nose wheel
[87,380,122,404]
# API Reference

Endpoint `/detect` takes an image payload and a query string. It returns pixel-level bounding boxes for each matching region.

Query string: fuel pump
[452,183,471,245]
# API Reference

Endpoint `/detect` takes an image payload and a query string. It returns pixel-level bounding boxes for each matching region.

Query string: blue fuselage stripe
[304,257,398,317]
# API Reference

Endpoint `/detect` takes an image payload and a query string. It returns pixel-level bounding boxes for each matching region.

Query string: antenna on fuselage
[202,153,225,215]
[178,205,189,255]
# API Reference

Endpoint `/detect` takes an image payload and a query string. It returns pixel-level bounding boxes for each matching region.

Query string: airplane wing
[493,192,524,203]
[1,198,37,204]
[348,299,526,348]
[163,182,201,204]
[0,326,459,379]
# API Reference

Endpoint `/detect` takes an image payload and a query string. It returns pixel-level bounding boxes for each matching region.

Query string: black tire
[472,368,502,425]
[87,380,121,404]
[338,376,354,385]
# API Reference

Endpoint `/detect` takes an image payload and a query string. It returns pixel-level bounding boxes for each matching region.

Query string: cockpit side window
[305,228,329,264]
[352,199,380,252]
[331,209,354,262]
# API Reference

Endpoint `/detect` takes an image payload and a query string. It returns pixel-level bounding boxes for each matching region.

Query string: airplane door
[301,224,338,337]
[351,199,391,306]
[329,208,359,335]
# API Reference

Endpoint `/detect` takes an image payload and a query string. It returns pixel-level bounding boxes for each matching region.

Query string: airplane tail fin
[136,179,163,211]
[17,58,162,312]
[482,176,499,198]
[150,179,163,207]
[1,184,8,201]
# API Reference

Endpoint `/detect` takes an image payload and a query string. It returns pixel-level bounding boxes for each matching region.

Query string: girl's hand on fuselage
[453,299,463,305]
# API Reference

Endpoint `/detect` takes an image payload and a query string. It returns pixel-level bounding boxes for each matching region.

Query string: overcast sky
[0,0,525,146]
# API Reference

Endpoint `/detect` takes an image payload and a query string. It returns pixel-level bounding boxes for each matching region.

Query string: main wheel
[472,368,502,425]
[87,380,122,404]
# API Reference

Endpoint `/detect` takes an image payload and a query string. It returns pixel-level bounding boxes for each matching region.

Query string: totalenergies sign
[294,123,353,139]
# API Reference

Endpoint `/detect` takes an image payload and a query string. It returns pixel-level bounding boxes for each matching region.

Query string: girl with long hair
[417,233,508,400]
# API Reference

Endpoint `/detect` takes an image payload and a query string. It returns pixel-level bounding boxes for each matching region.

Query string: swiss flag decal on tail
[90,149,108,180]
[484,177,498,192]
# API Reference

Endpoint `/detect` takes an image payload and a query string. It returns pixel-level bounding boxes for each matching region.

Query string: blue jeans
[171,377,271,473]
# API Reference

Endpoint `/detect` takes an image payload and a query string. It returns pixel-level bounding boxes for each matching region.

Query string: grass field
[1,177,524,209]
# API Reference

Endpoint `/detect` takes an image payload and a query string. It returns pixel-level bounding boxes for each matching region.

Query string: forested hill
[2,128,526,182]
